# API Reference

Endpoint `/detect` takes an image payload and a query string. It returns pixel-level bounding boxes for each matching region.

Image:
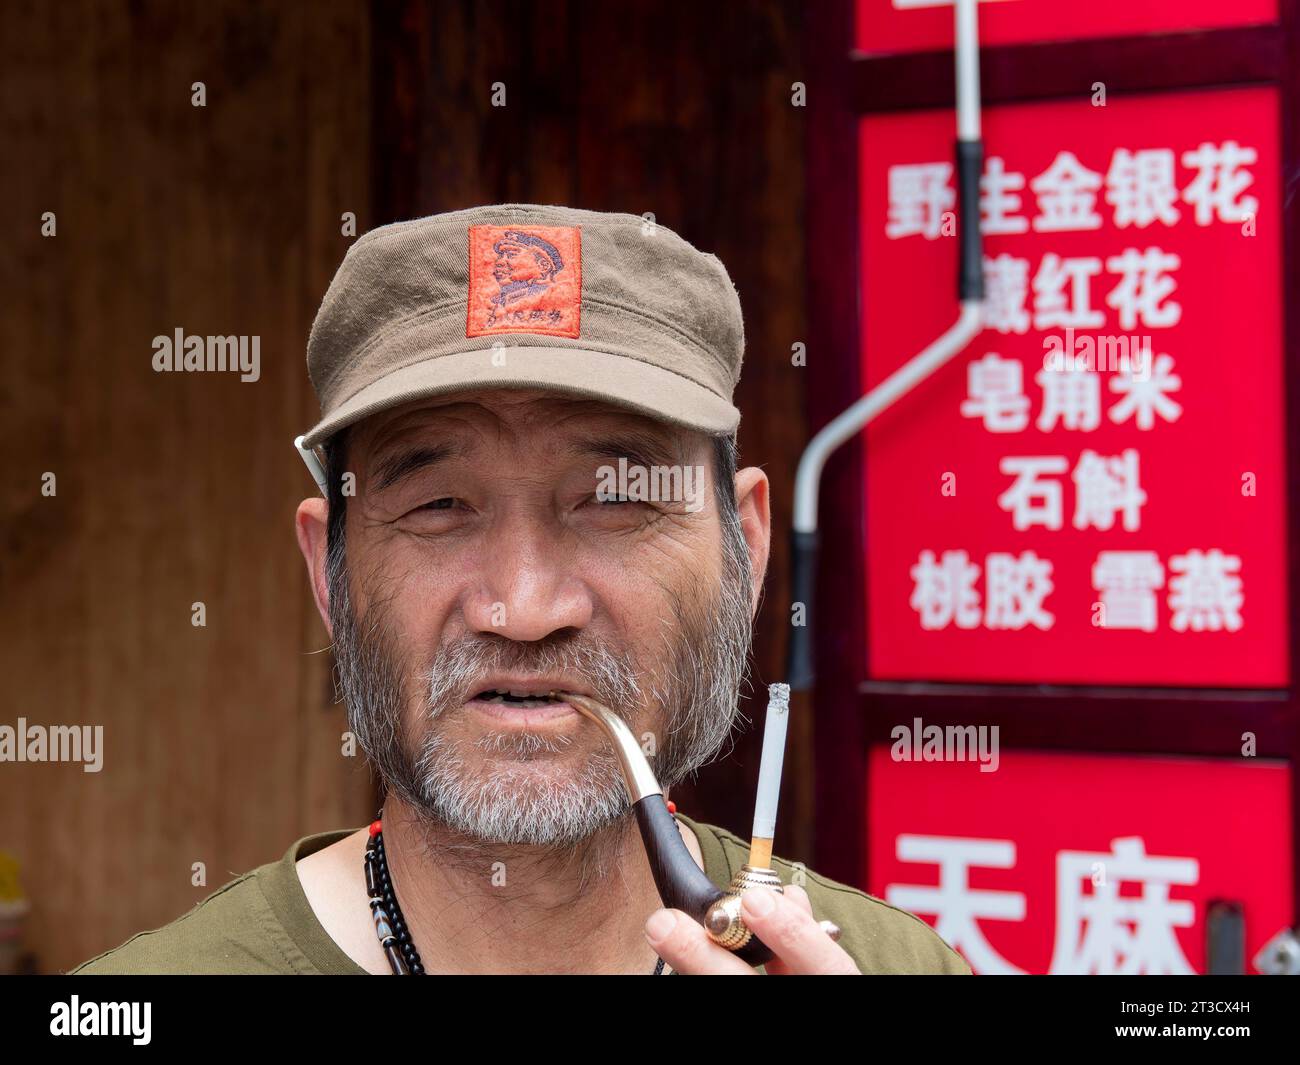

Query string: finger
[760,884,815,974]
[782,883,814,916]
[644,908,755,976]
[740,887,859,975]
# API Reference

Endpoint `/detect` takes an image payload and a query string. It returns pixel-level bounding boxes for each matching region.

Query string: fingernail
[644,908,678,943]
[743,886,777,918]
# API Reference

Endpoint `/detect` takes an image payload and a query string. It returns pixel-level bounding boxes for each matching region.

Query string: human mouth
[466,686,581,725]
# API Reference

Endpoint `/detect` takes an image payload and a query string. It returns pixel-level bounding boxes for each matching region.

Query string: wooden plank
[804,0,871,887]
[0,0,373,974]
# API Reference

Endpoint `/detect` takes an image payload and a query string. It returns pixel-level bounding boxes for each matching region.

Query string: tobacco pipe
[553,688,837,966]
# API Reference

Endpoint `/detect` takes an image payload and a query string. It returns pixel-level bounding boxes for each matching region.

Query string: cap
[299,204,745,450]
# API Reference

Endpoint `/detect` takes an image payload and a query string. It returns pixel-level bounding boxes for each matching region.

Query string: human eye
[399,495,469,529]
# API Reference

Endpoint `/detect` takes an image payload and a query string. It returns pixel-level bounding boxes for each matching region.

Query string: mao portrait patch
[466,224,582,338]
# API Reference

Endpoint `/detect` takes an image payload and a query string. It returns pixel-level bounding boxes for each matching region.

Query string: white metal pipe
[955,0,982,141]
[793,301,982,533]
[793,0,983,535]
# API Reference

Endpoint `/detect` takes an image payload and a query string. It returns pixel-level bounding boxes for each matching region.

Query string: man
[73,204,968,975]
[489,228,566,309]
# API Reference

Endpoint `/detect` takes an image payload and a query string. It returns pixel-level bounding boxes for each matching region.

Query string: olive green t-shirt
[70,814,969,975]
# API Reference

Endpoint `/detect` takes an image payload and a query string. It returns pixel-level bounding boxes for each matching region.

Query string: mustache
[417,633,645,721]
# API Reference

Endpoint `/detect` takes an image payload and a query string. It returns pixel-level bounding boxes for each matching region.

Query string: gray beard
[327,527,754,848]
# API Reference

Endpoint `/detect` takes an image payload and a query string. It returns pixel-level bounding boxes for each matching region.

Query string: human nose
[461,514,593,641]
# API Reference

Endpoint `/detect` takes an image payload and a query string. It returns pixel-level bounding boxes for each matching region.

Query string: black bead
[366,828,427,974]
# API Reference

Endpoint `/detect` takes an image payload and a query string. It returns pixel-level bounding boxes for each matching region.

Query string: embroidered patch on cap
[466,224,581,339]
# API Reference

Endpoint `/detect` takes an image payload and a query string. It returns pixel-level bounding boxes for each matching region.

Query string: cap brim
[300,346,740,449]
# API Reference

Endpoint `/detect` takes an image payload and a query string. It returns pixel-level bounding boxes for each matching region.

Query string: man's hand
[644,885,860,974]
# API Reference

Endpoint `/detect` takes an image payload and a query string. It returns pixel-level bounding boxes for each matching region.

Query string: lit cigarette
[748,682,790,869]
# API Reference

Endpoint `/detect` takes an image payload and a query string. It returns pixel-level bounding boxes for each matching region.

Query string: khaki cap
[300,204,744,449]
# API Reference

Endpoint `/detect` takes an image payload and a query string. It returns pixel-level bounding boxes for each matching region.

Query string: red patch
[466,224,582,338]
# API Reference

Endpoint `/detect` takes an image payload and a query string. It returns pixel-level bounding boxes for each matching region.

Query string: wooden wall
[0,0,810,972]
[0,0,374,973]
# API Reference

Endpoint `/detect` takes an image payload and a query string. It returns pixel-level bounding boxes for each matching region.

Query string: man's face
[306,389,766,846]
[492,242,547,285]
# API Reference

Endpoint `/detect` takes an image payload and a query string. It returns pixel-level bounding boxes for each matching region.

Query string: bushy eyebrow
[369,442,462,493]
[566,431,685,473]
[367,427,687,493]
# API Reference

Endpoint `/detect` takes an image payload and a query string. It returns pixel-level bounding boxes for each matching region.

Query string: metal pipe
[955,0,982,142]
[554,691,777,965]
[792,300,983,535]
[786,0,984,691]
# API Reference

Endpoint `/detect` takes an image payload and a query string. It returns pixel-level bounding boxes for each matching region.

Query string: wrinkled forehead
[349,387,702,471]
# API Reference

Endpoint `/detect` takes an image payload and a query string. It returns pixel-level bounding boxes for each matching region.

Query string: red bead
[369,819,382,837]
[666,801,677,815]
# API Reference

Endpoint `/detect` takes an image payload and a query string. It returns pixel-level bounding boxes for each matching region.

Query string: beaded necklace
[364,816,666,975]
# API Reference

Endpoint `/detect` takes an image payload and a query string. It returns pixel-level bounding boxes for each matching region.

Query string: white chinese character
[1032,254,1105,330]
[961,353,1030,431]
[887,162,955,239]
[980,156,1028,235]
[886,835,1027,976]
[985,551,1054,630]
[1181,140,1259,225]
[1093,551,1165,632]
[1031,151,1103,232]
[1106,247,1182,330]
[1073,449,1146,532]
[982,254,1031,334]
[998,456,1068,530]
[1109,352,1183,429]
[1105,148,1180,228]
[1049,837,1199,975]
[1168,549,1244,632]
[910,549,982,630]
[1035,367,1101,432]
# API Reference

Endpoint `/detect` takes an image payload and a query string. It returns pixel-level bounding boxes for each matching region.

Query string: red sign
[856,0,1277,55]
[859,87,1287,686]
[866,746,1292,974]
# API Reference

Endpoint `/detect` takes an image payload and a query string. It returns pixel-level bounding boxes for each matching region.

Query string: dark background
[0,0,811,972]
